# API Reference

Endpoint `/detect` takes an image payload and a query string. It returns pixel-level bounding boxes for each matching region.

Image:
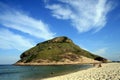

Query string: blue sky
[0,0,120,64]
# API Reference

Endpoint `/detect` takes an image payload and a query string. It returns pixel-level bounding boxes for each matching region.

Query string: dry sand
[42,63,120,80]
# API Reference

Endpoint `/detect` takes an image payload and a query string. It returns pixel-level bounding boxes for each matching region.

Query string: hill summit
[15,36,107,65]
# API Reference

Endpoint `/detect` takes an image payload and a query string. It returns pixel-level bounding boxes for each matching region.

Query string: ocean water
[0,64,92,80]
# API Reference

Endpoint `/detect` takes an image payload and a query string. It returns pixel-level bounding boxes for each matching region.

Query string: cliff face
[15,36,107,65]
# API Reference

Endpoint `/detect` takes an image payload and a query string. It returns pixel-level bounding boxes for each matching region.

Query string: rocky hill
[15,36,107,65]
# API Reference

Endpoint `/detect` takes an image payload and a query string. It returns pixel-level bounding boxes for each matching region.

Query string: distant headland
[15,36,107,65]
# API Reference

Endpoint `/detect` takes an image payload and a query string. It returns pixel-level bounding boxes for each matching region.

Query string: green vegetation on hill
[17,36,107,63]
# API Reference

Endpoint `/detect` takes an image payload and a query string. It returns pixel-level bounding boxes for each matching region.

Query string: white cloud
[46,4,73,19]
[45,0,114,33]
[0,28,34,51]
[0,2,55,40]
[0,2,55,51]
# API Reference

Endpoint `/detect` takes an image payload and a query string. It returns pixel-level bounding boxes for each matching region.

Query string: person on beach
[98,63,102,68]
[93,63,102,68]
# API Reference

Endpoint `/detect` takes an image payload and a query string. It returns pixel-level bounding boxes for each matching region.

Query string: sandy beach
[42,63,120,80]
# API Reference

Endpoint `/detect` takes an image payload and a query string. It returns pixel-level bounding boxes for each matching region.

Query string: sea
[0,64,92,80]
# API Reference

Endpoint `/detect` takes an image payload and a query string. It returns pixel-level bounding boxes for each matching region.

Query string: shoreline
[14,62,100,66]
[42,63,120,80]
[43,64,93,79]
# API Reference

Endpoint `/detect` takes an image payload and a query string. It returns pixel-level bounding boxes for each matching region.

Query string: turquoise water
[0,64,92,80]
